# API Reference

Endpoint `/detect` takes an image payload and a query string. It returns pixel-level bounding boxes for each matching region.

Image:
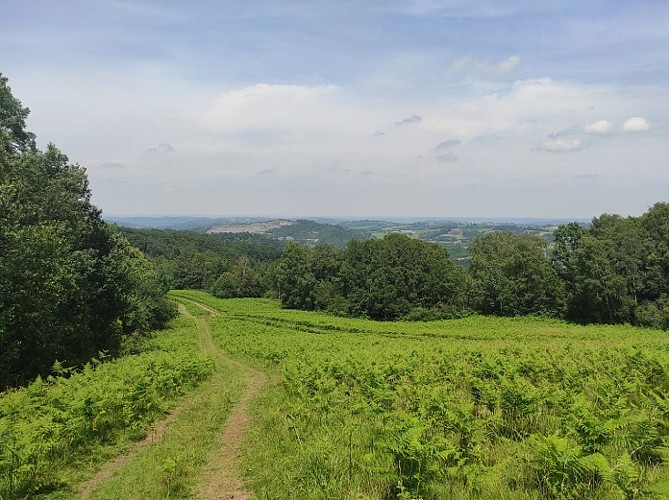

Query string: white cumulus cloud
[623,116,651,132]
[583,120,614,135]
[206,83,355,136]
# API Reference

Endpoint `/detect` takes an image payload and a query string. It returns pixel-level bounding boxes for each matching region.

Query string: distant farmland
[206,219,294,234]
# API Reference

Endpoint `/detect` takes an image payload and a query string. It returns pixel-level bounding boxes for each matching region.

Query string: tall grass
[0,316,213,499]
[181,291,669,499]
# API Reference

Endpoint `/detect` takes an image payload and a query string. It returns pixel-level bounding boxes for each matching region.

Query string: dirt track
[78,300,266,499]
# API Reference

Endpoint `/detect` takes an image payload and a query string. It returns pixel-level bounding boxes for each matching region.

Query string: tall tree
[275,242,318,309]
[469,232,564,317]
[341,234,466,320]
[0,74,175,388]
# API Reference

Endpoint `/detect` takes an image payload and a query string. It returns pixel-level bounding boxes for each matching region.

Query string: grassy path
[196,355,267,500]
[189,301,268,500]
[78,300,265,499]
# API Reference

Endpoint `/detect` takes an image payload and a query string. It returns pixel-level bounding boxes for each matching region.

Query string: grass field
[4,291,669,499]
[173,290,669,499]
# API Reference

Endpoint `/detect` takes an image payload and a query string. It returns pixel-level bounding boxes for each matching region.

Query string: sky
[2,0,668,218]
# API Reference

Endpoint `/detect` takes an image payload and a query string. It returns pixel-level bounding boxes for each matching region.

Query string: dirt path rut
[189,303,267,500]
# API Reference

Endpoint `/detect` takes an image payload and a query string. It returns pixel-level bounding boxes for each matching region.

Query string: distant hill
[105,216,273,232]
[206,219,369,248]
[108,217,370,248]
[107,215,585,259]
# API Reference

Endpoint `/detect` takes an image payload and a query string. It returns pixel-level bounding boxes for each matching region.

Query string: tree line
[0,75,175,389]
[121,203,669,329]
[118,227,283,298]
[273,204,669,328]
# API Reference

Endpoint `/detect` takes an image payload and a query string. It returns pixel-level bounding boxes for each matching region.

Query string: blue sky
[2,0,668,218]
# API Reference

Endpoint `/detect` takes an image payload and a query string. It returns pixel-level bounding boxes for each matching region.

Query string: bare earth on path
[77,303,213,498]
[77,398,197,498]
[190,301,268,500]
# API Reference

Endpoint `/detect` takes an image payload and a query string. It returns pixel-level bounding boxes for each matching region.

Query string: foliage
[0,316,213,499]
[270,219,369,248]
[269,202,669,328]
[553,204,669,328]
[84,303,247,500]
[469,232,565,317]
[274,234,469,320]
[0,74,176,389]
[181,292,669,499]
[118,226,282,297]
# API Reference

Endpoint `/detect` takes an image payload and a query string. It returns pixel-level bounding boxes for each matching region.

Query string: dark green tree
[469,232,564,317]
[0,74,175,388]
[341,234,466,320]
[275,242,318,309]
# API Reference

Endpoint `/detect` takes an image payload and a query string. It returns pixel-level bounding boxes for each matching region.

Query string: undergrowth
[0,316,213,499]
[178,290,669,499]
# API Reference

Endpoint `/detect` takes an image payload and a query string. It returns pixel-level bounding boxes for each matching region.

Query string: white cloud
[205,83,380,145]
[497,56,521,74]
[539,138,586,152]
[583,120,614,135]
[14,67,669,217]
[623,116,651,132]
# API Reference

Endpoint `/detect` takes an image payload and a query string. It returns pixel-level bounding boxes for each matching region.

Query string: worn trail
[78,300,266,499]
[190,301,267,500]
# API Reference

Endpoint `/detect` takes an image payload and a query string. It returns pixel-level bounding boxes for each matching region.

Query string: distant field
[173,291,669,499]
[206,219,294,234]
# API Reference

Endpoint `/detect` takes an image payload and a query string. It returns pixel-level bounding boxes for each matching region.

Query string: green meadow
[174,291,669,499]
[4,291,669,499]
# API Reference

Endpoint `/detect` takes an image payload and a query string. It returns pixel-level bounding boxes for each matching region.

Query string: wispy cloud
[433,139,460,162]
[395,115,423,126]
[539,138,587,153]
[436,151,458,162]
[4,1,669,217]
[449,55,520,77]
[583,120,614,135]
[572,174,599,180]
[146,143,177,153]
[98,161,126,169]
[435,139,461,150]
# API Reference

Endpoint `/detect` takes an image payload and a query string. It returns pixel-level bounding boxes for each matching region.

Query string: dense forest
[118,227,283,298]
[0,75,175,389]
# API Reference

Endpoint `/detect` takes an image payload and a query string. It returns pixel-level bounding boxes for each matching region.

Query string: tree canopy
[0,74,175,389]
[274,234,469,320]
[272,206,669,329]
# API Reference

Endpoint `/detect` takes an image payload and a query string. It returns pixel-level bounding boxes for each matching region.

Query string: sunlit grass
[177,290,669,499]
